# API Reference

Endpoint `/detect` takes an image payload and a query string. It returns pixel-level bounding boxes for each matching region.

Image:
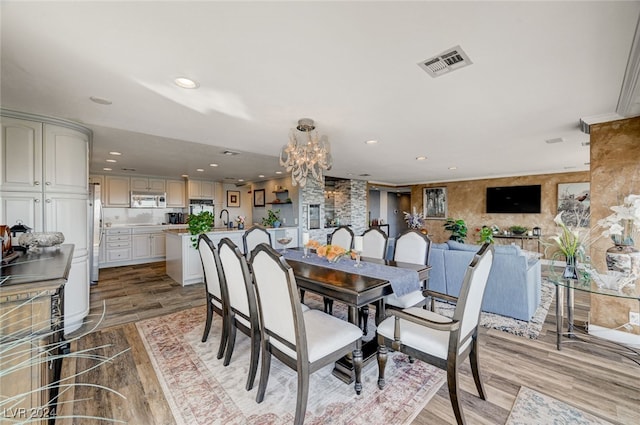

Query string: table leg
[567,281,575,336]
[556,284,564,350]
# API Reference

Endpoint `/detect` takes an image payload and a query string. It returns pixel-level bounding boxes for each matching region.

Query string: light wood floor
[57,262,640,425]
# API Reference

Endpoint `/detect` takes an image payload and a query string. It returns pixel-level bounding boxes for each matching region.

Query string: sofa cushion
[446,240,479,252]
[493,244,522,256]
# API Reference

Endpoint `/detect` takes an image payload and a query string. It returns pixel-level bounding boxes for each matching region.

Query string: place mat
[283,249,420,297]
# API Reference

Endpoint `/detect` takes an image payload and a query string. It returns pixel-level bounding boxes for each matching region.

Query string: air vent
[223,150,240,156]
[418,45,473,78]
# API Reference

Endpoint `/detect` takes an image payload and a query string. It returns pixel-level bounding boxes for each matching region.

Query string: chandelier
[279,118,332,187]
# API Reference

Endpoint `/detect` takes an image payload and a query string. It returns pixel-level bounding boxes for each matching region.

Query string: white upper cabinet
[166,179,186,207]
[43,124,89,194]
[104,175,131,207]
[1,117,43,192]
[131,177,166,192]
[187,179,214,200]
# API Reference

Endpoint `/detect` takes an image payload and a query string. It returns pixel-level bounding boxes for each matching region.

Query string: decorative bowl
[591,270,637,291]
[510,226,528,235]
[18,232,65,250]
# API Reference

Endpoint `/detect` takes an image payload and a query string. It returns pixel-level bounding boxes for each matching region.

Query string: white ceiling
[2,1,639,186]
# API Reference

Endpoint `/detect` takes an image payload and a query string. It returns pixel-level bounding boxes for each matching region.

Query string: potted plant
[476,226,494,244]
[261,209,281,228]
[509,225,528,235]
[444,218,467,242]
[187,211,214,248]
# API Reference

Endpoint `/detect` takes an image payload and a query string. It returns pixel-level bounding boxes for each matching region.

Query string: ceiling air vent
[418,45,473,78]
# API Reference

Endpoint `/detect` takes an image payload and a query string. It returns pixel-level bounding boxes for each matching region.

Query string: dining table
[282,249,430,383]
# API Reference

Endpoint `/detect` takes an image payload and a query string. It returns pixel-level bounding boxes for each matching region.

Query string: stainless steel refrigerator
[89,183,103,284]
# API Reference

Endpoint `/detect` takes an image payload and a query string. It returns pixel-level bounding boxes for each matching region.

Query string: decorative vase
[237,223,244,230]
[606,244,640,275]
[273,221,281,228]
[563,255,578,280]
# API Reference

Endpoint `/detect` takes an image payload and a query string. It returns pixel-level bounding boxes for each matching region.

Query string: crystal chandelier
[279,118,332,187]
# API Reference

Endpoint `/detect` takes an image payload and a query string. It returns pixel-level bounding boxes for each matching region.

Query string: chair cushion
[300,303,310,312]
[384,290,426,309]
[271,310,362,363]
[377,307,470,359]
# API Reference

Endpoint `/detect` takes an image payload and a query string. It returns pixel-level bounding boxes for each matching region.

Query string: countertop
[165,226,298,236]
[0,244,74,293]
[103,224,188,231]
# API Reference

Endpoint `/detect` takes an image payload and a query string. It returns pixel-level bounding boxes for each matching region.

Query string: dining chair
[198,234,229,360]
[242,226,272,260]
[323,226,356,313]
[376,243,494,425]
[217,237,261,391]
[384,229,432,310]
[358,227,389,334]
[250,243,364,425]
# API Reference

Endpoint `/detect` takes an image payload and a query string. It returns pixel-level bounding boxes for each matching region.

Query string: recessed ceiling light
[103,167,112,171]
[448,166,457,170]
[90,96,112,105]
[196,168,204,172]
[238,179,244,182]
[347,173,354,176]
[275,171,283,175]
[174,77,199,89]
[106,159,117,163]
[109,151,122,156]
[416,156,427,161]
[209,163,219,167]
[258,174,265,178]
[364,140,379,145]
[181,174,189,178]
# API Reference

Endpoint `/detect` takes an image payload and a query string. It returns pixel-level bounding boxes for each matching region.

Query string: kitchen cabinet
[104,228,132,264]
[0,111,91,335]
[131,176,166,192]
[104,175,130,207]
[132,228,166,260]
[213,182,223,204]
[188,179,214,200]
[166,179,186,207]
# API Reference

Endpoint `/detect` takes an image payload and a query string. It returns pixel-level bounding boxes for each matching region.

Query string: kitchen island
[165,226,298,286]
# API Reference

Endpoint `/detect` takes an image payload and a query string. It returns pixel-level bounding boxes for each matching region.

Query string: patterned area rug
[506,386,615,425]
[136,307,446,425]
[432,278,555,339]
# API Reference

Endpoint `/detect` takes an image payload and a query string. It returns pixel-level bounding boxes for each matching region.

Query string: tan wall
[589,116,640,332]
[410,172,590,249]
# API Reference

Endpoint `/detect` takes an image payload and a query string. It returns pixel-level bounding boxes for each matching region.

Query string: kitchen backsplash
[103,207,186,226]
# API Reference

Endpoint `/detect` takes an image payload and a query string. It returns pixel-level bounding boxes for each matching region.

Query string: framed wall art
[557,182,590,227]
[253,189,265,207]
[423,187,447,219]
[227,190,241,208]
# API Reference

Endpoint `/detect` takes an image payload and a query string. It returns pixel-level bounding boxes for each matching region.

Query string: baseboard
[588,324,640,348]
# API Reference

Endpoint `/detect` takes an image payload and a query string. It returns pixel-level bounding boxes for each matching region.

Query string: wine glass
[277,236,293,254]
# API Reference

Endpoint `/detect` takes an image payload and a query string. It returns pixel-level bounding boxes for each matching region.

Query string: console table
[0,245,74,424]
[493,234,541,253]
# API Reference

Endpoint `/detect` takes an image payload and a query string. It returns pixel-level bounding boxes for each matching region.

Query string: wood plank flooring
[57,262,640,425]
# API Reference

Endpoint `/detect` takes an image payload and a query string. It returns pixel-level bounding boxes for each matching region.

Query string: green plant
[443,218,467,242]
[509,225,528,235]
[476,226,494,244]
[261,209,281,227]
[187,211,214,248]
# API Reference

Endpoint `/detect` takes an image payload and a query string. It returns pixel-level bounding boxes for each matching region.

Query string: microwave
[130,192,167,208]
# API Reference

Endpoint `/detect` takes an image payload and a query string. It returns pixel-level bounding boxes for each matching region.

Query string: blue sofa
[428,240,542,321]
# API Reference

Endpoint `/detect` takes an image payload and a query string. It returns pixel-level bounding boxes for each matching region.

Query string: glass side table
[549,271,640,365]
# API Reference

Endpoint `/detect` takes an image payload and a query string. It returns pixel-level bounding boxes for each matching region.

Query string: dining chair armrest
[423,289,458,311]
[389,308,460,333]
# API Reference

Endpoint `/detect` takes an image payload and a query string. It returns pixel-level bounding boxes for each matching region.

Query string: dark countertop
[0,244,74,295]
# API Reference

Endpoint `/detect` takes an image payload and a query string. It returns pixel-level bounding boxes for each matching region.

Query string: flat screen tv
[486,185,541,214]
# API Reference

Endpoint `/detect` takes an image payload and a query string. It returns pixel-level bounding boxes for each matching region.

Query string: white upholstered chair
[329,225,354,250]
[376,243,494,425]
[198,234,228,359]
[242,226,272,260]
[384,229,432,310]
[217,237,261,391]
[361,227,389,260]
[250,243,363,425]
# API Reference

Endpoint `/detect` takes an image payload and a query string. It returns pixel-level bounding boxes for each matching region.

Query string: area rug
[506,386,615,425]
[136,307,446,425]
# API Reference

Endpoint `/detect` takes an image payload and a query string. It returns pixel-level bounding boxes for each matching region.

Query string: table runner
[282,249,420,297]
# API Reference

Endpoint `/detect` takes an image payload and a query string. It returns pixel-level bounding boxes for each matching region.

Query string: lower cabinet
[101,226,169,268]
[132,231,166,260]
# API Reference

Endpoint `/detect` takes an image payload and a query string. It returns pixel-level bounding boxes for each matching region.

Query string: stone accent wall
[589,116,640,333]
[349,179,368,236]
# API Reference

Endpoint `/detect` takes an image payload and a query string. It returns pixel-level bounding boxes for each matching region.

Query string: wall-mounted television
[486,185,541,213]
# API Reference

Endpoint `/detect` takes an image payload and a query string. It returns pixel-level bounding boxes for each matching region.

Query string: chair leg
[245,326,260,391]
[216,315,227,360]
[294,365,310,425]
[376,343,388,389]
[223,317,237,367]
[201,298,213,343]
[469,338,487,400]
[358,306,369,336]
[353,348,363,395]
[256,346,272,403]
[447,359,466,425]
[323,298,333,315]
[299,288,305,303]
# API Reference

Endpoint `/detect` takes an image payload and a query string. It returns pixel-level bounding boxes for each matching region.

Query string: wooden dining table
[283,251,430,383]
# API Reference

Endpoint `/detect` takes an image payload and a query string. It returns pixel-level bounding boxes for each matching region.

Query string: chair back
[330,226,354,250]
[250,243,305,356]
[243,226,272,259]
[393,229,431,265]
[361,227,388,259]
[453,243,494,345]
[218,238,258,323]
[198,234,225,302]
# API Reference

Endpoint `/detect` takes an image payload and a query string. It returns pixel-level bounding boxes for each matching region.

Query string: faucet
[220,209,232,228]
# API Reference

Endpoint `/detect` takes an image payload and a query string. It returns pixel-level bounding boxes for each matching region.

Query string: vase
[563,255,578,280]
[606,244,640,275]
[237,223,244,230]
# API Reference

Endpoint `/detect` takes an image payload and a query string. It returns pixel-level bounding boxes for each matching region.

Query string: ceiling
[2,1,639,186]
